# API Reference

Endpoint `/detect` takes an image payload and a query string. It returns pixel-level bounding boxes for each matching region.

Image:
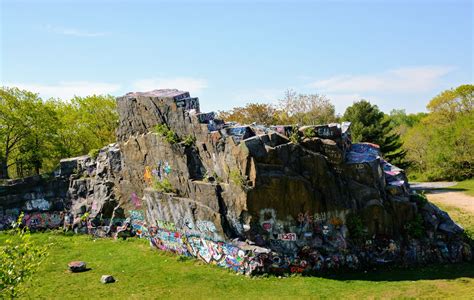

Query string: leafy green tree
[0,87,49,178]
[55,95,118,157]
[0,213,48,299]
[343,100,407,167]
[403,84,473,180]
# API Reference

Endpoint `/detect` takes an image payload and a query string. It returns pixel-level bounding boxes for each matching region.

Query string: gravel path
[410,182,457,190]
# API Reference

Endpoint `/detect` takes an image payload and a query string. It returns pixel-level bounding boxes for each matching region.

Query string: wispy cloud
[308,66,455,94]
[132,77,208,94]
[46,24,107,37]
[4,81,121,99]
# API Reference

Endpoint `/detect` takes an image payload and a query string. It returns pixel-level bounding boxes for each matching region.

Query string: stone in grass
[68,261,87,273]
[101,275,115,284]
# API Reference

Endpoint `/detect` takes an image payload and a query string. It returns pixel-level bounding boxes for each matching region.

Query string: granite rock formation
[0,89,471,275]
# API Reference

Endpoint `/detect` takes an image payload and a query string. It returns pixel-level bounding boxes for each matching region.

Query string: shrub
[154,124,180,144]
[303,128,316,138]
[152,177,175,193]
[183,135,196,147]
[410,192,428,208]
[229,168,247,188]
[405,214,425,238]
[346,213,366,241]
[0,213,48,299]
[289,128,301,144]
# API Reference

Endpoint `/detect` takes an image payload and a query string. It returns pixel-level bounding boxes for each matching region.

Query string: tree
[0,214,48,299]
[343,100,407,167]
[0,87,47,178]
[54,95,118,158]
[218,103,278,125]
[277,89,336,125]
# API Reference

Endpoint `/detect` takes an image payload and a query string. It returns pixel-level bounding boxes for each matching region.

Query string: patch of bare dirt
[426,191,474,214]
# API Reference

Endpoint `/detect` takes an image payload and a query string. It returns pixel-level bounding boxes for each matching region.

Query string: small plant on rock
[229,168,247,188]
[303,128,316,139]
[405,214,426,239]
[289,128,301,144]
[152,177,175,193]
[154,124,180,144]
[346,213,366,241]
[183,135,196,147]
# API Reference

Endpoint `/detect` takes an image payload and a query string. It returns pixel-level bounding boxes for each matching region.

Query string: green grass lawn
[447,179,474,197]
[1,203,473,300]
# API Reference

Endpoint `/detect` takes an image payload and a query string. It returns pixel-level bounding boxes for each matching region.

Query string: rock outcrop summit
[1,89,471,275]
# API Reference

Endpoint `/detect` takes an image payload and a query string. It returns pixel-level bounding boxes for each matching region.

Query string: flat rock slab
[68,261,87,273]
[101,275,115,284]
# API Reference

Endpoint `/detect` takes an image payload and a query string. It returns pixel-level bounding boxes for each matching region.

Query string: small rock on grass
[101,275,115,284]
[68,261,87,273]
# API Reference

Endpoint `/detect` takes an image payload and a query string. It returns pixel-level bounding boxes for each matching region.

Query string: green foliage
[303,128,316,138]
[402,84,473,180]
[345,213,366,241]
[289,128,301,144]
[0,213,48,299]
[153,124,179,144]
[183,135,196,147]
[343,100,407,167]
[229,168,247,188]
[88,148,100,159]
[0,87,118,179]
[152,177,175,193]
[405,215,425,239]
[410,192,428,208]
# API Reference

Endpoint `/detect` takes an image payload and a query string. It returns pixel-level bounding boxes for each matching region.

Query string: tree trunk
[0,159,8,179]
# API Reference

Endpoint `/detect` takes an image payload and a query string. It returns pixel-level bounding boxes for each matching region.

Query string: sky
[0,0,472,114]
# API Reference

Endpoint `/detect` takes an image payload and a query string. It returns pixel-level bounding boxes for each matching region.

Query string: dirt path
[426,190,474,214]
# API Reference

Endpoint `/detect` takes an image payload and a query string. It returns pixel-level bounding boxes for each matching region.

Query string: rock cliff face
[0,89,471,275]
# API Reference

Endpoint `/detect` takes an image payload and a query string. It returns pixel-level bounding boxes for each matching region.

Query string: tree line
[219,85,473,181]
[1,84,472,181]
[0,87,117,179]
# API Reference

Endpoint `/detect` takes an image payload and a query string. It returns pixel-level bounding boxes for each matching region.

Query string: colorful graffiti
[23,212,63,229]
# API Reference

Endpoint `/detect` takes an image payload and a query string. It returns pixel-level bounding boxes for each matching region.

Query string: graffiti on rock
[131,193,142,209]
[25,198,51,211]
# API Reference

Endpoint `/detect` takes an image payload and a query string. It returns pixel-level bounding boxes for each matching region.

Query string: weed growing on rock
[154,124,180,144]
[303,128,316,138]
[289,128,301,144]
[405,215,426,239]
[88,148,100,159]
[183,135,196,147]
[229,168,247,188]
[346,213,366,241]
[152,177,175,193]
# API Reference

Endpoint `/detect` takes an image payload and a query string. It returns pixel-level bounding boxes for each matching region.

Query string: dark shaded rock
[68,261,87,272]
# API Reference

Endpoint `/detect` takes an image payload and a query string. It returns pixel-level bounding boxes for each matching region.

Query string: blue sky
[1,0,472,114]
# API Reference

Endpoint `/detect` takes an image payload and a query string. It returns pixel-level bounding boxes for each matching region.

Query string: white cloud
[46,24,107,37]
[4,81,121,99]
[132,77,208,94]
[308,66,455,94]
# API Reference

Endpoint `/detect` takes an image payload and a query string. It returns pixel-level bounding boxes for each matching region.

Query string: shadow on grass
[319,262,474,282]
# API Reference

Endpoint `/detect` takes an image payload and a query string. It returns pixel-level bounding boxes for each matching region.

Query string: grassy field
[447,179,474,197]
[1,203,473,299]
